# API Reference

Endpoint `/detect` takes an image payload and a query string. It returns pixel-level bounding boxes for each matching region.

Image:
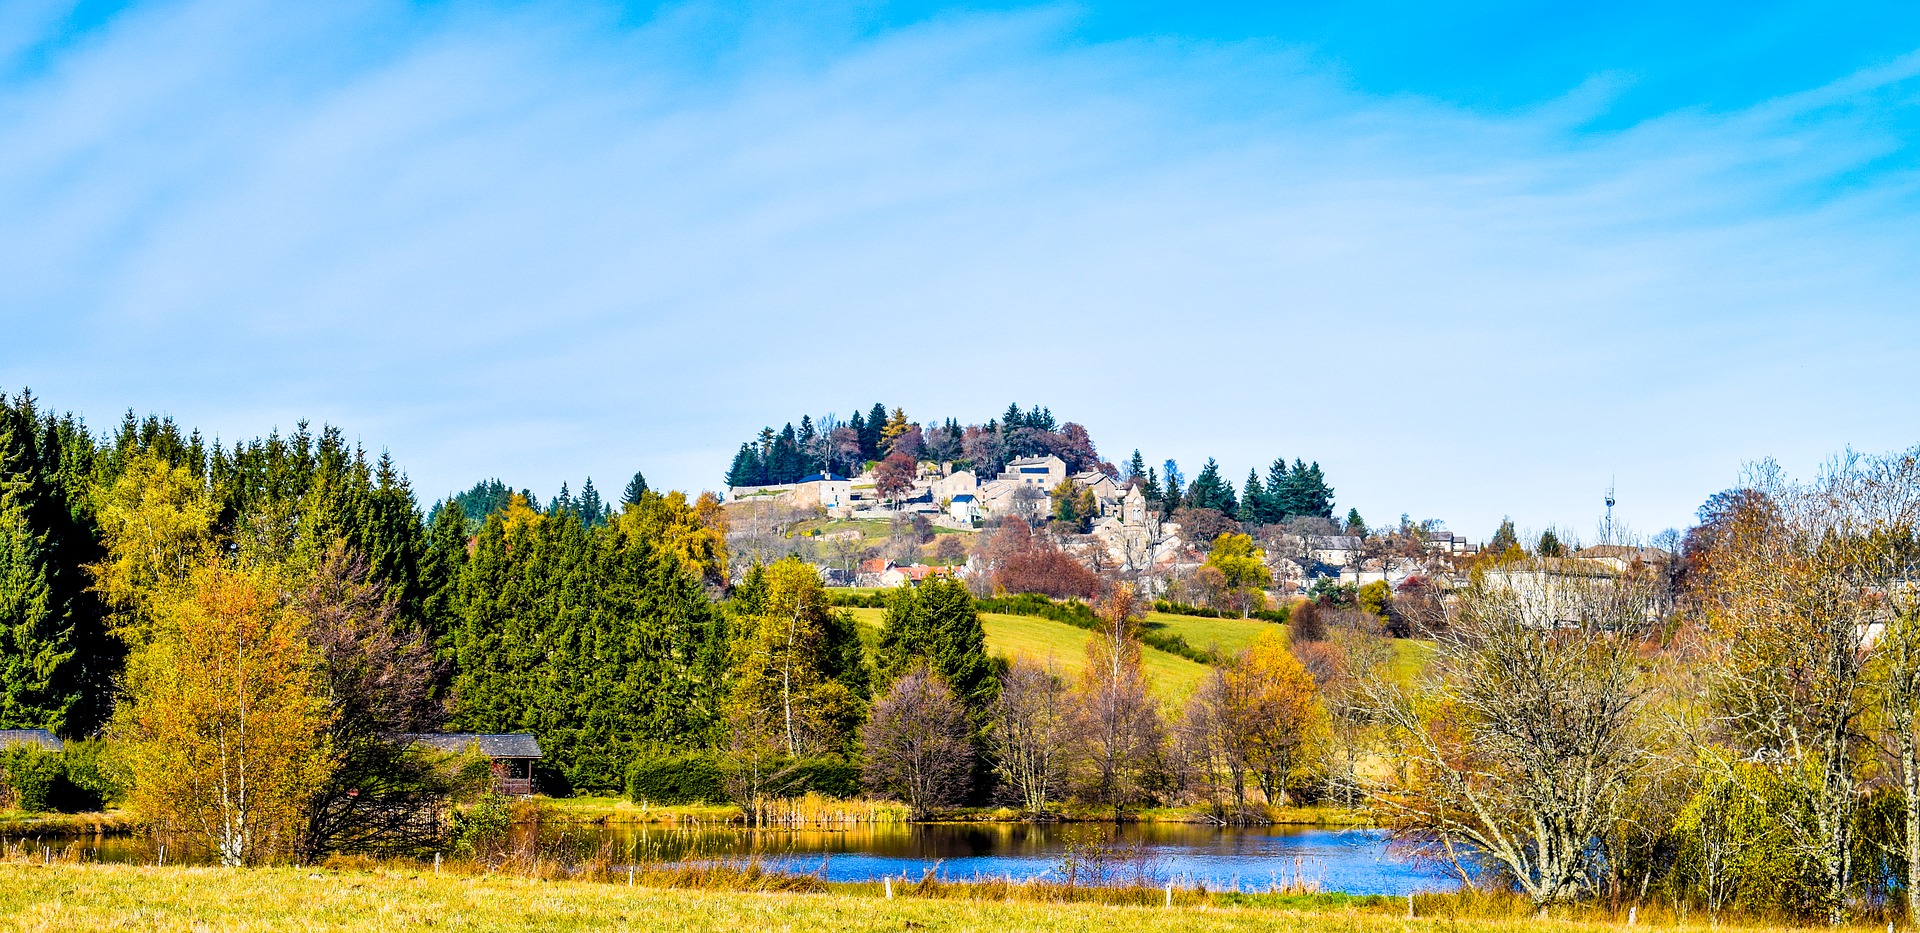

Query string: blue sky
[2,1,1917,542]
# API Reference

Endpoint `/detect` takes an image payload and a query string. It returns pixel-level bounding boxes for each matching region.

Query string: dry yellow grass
[0,862,1877,933]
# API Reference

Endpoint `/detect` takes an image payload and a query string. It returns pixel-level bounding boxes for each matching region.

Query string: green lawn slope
[845,607,1209,703]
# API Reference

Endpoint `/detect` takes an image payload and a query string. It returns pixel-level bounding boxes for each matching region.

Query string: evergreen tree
[1126,450,1148,483]
[1142,468,1163,505]
[796,416,819,475]
[1301,461,1334,518]
[549,482,574,515]
[1162,460,1184,514]
[1538,529,1564,558]
[622,471,648,507]
[1490,517,1520,554]
[452,479,514,525]
[1265,458,1292,521]
[1186,459,1235,515]
[577,478,605,527]
[873,578,995,716]
[1002,403,1024,430]
[417,501,468,661]
[724,444,760,488]
[847,411,868,461]
[862,403,888,461]
[1239,470,1265,524]
[0,394,112,736]
[1345,508,1366,536]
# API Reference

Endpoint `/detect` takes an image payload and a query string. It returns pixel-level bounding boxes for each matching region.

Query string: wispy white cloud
[1,0,1916,536]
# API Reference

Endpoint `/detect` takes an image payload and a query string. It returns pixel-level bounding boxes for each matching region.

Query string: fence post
[884,877,893,900]
[1164,881,1172,908]
[1407,893,1415,919]
[434,852,441,873]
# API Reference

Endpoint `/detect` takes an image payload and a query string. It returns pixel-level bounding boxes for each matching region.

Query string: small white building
[948,493,981,524]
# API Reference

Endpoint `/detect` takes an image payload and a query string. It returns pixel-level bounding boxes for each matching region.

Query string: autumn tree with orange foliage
[113,562,333,866]
[1179,627,1323,818]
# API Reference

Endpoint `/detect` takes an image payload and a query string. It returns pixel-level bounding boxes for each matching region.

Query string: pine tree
[1538,529,1564,558]
[1002,403,1024,430]
[418,501,468,663]
[1239,470,1265,524]
[1126,450,1147,483]
[0,498,72,733]
[1345,508,1366,536]
[862,404,888,461]
[1265,458,1292,521]
[1142,468,1163,505]
[578,478,605,527]
[1161,460,1184,514]
[622,471,649,507]
[549,482,574,515]
[1186,459,1234,514]
[873,578,994,716]
[725,444,760,488]
[1302,462,1334,518]
[1490,517,1520,554]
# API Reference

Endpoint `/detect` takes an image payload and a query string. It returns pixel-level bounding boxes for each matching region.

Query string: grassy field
[0,862,1864,933]
[1142,612,1276,655]
[846,608,1210,702]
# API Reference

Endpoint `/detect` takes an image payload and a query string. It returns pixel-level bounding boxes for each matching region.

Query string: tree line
[724,402,1109,488]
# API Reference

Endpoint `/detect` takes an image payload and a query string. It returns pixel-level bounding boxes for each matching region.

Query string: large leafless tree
[1364,563,1659,909]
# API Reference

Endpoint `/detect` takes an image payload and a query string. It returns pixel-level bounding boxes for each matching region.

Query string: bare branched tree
[861,665,973,820]
[1363,563,1659,909]
[1069,585,1165,821]
[989,658,1068,819]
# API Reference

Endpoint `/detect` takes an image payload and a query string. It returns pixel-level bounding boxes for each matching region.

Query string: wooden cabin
[405,733,543,796]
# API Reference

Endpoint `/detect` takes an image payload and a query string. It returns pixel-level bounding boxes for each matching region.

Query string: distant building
[405,733,543,796]
[948,493,980,524]
[789,472,853,515]
[1572,545,1672,573]
[995,455,1067,490]
[0,729,61,752]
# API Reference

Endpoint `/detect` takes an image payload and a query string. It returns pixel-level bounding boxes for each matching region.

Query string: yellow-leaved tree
[114,562,333,865]
[1202,533,1271,617]
[89,454,216,641]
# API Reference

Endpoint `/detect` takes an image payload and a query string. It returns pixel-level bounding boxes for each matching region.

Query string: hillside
[844,607,1209,702]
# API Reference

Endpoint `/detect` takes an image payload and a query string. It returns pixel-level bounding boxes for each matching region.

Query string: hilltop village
[716,403,1669,611]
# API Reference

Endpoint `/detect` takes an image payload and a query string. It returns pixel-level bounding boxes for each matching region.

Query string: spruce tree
[578,478,605,527]
[863,404,888,461]
[725,444,759,487]
[1266,458,1292,520]
[1345,508,1366,536]
[622,471,649,506]
[1127,450,1147,483]
[1142,468,1163,505]
[1161,460,1184,514]
[1239,470,1265,525]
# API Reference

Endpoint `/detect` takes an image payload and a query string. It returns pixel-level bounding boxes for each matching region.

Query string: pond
[33,822,1461,895]
[538,822,1458,894]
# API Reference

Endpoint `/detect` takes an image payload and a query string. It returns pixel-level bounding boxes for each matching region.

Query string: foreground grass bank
[0,862,1882,933]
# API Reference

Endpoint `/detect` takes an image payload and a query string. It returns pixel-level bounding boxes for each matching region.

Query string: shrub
[449,793,513,858]
[627,754,729,805]
[0,744,107,813]
[770,757,861,799]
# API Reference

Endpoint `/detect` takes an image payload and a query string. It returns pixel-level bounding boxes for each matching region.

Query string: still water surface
[42,822,1457,894]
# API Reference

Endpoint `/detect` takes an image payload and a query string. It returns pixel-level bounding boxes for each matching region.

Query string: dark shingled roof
[403,733,542,759]
[0,729,62,751]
